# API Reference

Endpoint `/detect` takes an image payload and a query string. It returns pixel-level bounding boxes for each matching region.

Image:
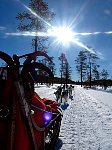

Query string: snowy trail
[35,85,56,100]
[56,85,112,150]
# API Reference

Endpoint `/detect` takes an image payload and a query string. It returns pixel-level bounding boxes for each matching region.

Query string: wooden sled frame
[0,51,63,150]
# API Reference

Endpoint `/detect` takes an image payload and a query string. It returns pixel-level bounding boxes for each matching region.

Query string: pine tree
[59,53,72,85]
[101,69,109,90]
[63,59,72,86]
[101,69,109,80]
[16,0,55,51]
[75,50,87,87]
[58,53,66,84]
[92,65,100,80]
[85,49,99,87]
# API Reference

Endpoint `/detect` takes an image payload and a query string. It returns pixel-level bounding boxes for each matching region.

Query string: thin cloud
[5,30,104,59]
[0,26,6,31]
[73,32,101,36]
[72,31,112,36]
[5,31,49,36]
[6,30,112,37]
[105,31,112,34]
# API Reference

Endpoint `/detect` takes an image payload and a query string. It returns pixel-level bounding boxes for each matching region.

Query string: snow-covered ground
[35,84,112,150]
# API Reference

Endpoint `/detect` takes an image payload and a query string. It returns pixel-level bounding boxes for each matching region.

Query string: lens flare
[44,112,52,125]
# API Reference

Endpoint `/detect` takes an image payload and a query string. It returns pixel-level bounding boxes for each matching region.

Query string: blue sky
[0,0,112,81]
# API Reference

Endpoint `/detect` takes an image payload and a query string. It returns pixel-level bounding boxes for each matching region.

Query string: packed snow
[35,84,112,150]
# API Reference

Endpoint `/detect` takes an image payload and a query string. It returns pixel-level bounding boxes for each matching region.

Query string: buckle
[0,108,9,118]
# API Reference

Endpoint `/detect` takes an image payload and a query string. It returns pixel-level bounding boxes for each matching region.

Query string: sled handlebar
[0,51,15,67]
[13,51,53,64]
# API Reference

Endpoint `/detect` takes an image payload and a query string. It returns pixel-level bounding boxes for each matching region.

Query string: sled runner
[0,51,63,150]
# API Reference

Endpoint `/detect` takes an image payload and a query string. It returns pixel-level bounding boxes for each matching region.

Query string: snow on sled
[0,51,63,150]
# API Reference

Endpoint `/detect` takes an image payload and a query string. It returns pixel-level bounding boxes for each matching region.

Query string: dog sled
[0,51,63,150]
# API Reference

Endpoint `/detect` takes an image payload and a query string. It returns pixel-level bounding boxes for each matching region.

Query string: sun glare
[48,26,74,46]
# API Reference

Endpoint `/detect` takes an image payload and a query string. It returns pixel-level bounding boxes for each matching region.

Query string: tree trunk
[81,63,83,87]
[90,62,91,88]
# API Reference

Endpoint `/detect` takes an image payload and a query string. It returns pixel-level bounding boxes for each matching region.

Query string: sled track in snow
[55,86,112,150]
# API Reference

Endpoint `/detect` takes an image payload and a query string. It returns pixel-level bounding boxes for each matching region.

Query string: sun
[48,26,74,46]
